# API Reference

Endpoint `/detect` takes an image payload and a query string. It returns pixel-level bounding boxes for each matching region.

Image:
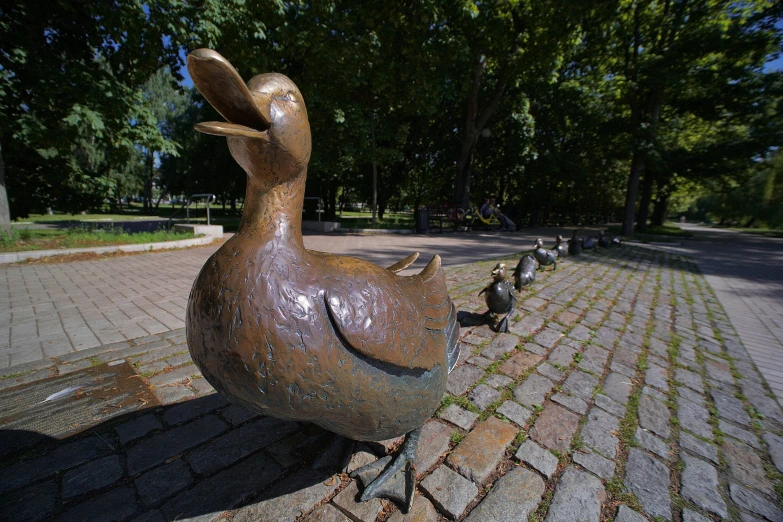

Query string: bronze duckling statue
[583,234,598,250]
[184,49,460,512]
[598,230,611,248]
[554,235,568,258]
[479,263,516,333]
[568,230,582,255]
[513,254,537,292]
[533,238,557,271]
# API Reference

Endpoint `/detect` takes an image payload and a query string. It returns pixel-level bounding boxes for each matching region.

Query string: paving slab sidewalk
[1,245,781,522]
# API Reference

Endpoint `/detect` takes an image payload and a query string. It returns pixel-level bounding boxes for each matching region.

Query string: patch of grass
[89,357,101,367]
[0,369,35,380]
[450,432,465,444]
[439,394,480,415]
[1,226,198,253]
[572,352,583,363]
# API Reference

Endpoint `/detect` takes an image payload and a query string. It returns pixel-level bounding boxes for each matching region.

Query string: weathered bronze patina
[513,254,536,292]
[184,49,459,512]
[533,238,558,271]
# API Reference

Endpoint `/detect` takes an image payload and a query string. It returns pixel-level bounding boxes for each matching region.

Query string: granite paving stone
[220,404,261,426]
[127,415,228,475]
[710,388,751,426]
[719,419,761,449]
[332,481,383,522]
[645,364,669,391]
[135,459,194,506]
[545,467,605,522]
[562,370,599,400]
[513,373,554,408]
[531,403,580,452]
[602,372,633,405]
[515,439,559,478]
[447,416,517,483]
[498,350,543,378]
[638,394,671,439]
[534,328,564,349]
[552,392,588,414]
[483,373,513,389]
[231,466,337,522]
[615,505,648,522]
[729,483,783,522]
[414,420,454,477]
[420,465,478,520]
[635,427,669,460]
[675,367,705,393]
[480,333,519,360]
[681,453,728,519]
[187,417,298,476]
[582,408,620,458]
[624,448,671,521]
[594,393,626,418]
[468,383,501,410]
[302,504,351,522]
[496,400,533,426]
[446,364,485,396]
[62,454,124,499]
[116,414,163,445]
[0,480,58,522]
[439,404,479,430]
[386,495,438,522]
[538,362,565,381]
[722,438,775,497]
[680,431,719,463]
[509,315,545,337]
[573,448,615,480]
[682,509,713,522]
[578,345,610,374]
[762,431,783,473]
[464,467,545,522]
[53,486,138,522]
[677,396,713,440]
[162,392,227,425]
[546,345,578,367]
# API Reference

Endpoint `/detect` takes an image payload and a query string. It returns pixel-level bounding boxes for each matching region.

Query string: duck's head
[187,49,311,193]
[599,230,605,237]
[491,263,507,281]
[534,238,544,248]
[556,235,564,243]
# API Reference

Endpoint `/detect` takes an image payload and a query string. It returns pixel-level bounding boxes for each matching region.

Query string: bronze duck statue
[184,49,459,512]
[554,235,568,258]
[512,254,536,292]
[533,238,557,271]
[479,263,516,333]
[568,230,582,255]
[582,234,598,250]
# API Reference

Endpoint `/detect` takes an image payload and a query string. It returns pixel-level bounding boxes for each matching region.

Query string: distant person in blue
[480,197,516,231]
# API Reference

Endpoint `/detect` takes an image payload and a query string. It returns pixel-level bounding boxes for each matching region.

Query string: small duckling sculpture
[598,230,611,248]
[513,254,537,291]
[568,230,582,255]
[185,49,459,512]
[554,235,568,258]
[612,236,622,246]
[583,234,598,250]
[479,263,516,333]
[533,238,558,271]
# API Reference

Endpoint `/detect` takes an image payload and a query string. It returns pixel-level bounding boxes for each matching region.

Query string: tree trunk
[622,150,646,236]
[0,142,11,233]
[651,192,670,226]
[637,172,654,232]
[454,55,507,210]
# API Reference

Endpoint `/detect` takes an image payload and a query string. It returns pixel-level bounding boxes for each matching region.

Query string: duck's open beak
[187,49,271,138]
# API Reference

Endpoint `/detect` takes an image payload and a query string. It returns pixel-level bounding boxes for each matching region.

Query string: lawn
[0,227,198,253]
[608,223,694,240]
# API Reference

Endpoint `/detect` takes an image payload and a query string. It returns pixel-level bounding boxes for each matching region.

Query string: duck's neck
[237,170,306,251]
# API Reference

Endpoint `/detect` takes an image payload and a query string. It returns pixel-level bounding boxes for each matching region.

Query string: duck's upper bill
[187,48,272,138]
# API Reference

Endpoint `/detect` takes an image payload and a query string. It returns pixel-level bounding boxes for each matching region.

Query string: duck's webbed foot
[351,428,420,513]
[497,313,511,333]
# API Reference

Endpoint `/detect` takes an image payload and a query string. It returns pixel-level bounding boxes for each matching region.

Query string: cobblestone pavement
[2,245,782,521]
[0,228,595,369]
[664,225,783,403]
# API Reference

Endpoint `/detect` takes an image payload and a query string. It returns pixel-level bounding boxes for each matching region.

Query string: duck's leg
[353,427,421,513]
[497,297,515,333]
[312,434,355,472]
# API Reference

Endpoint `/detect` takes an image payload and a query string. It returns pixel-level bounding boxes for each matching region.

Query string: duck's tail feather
[386,252,419,273]
[445,304,460,373]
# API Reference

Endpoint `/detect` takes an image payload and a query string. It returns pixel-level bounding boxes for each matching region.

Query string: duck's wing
[386,252,419,273]
[325,256,450,371]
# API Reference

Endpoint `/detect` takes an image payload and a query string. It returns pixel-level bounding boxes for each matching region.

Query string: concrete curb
[335,227,415,234]
[0,235,217,264]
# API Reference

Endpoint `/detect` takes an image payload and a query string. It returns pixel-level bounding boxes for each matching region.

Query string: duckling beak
[187,49,272,137]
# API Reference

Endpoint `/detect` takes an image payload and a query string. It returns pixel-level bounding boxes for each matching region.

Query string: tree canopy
[1,0,781,230]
